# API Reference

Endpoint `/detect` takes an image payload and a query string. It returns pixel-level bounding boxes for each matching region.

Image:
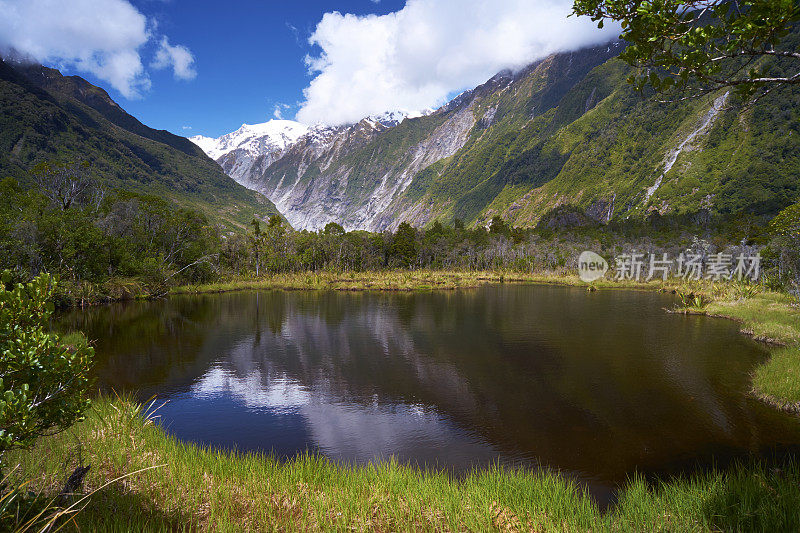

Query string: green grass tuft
[753,346,800,407]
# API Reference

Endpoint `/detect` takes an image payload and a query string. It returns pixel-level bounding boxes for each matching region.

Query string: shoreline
[7,396,800,531]
[13,271,800,530]
[87,269,800,413]
[169,270,672,295]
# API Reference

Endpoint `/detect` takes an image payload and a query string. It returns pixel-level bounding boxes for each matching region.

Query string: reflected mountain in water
[59,285,800,496]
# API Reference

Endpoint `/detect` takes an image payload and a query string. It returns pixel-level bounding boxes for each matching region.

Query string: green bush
[768,202,800,301]
[0,271,94,468]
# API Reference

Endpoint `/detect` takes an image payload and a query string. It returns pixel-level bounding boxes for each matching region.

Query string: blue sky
[0,0,617,137]
[124,1,406,137]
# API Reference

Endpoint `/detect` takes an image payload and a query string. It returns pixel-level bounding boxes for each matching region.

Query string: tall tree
[490,216,509,235]
[389,222,418,268]
[249,219,265,276]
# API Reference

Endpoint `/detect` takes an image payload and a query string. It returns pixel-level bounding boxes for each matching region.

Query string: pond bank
[11,273,800,530]
[690,292,800,412]
[7,396,800,531]
[171,270,662,293]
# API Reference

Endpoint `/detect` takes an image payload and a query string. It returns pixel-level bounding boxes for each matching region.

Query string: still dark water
[59,285,800,502]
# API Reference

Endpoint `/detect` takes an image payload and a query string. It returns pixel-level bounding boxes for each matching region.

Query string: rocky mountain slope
[190,110,432,197]
[190,121,310,188]
[0,58,281,230]
[196,40,800,231]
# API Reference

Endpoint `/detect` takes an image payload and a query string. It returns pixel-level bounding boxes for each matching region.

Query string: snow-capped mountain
[190,102,480,230]
[189,120,309,185]
[189,112,423,202]
[364,109,434,128]
[190,120,308,160]
[190,113,427,166]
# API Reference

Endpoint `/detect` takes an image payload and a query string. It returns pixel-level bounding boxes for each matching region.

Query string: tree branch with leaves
[572,0,800,98]
[0,272,94,470]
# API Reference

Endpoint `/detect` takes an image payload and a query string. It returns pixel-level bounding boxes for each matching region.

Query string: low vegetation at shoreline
[4,166,799,312]
[170,269,659,294]
[669,285,800,411]
[753,347,800,411]
[6,396,800,532]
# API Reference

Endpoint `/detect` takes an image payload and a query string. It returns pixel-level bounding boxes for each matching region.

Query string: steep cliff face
[195,43,624,231]
[194,38,800,230]
[257,106,477,231]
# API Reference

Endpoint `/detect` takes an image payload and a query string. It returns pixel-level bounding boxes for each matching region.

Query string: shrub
[0,271,94,468]
[768,202,800,301]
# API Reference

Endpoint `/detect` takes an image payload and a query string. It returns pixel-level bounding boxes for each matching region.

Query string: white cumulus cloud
[296,0,619,125]
[152,36,197,80]
[0,0,196,98]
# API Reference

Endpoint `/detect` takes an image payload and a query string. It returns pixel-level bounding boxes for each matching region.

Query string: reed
[171,269,667,294]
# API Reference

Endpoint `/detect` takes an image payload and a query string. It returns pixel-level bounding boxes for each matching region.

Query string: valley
[2,2,800,531]
[191,39,799,232]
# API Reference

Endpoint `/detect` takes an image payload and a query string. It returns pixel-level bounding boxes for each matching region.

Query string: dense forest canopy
[2,165,798,306]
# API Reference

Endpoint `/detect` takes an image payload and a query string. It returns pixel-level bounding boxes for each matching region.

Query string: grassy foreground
[3,273,800,530]
[6,397,800,532]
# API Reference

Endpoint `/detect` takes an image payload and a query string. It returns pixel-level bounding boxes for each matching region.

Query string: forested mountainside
[0,58,280,229]
[199,37,799,232]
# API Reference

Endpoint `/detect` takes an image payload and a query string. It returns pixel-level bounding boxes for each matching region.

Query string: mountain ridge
[188,109,435,191]
[192,42,628,230]
[193,37,799,231]
[0,58,281,229]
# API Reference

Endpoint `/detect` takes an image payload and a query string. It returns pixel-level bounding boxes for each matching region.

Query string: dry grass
[171,269,672,295]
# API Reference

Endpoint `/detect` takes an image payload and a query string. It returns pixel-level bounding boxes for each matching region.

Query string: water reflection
[59,285,800,497]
